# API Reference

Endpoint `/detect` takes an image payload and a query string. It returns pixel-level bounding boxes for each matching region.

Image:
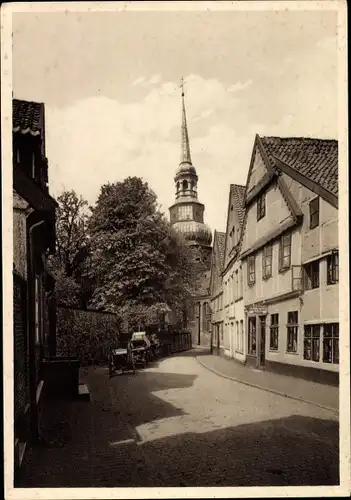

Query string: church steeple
[168,78,212,249]
[180,77,192,166]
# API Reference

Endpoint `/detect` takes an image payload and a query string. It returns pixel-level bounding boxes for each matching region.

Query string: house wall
[223,258,246,362]
[243,227,301,305]
[13,192,29,278]
[242,180,292,254]
[242,167,338,380]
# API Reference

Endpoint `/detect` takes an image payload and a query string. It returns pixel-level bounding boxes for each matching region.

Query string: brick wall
[13,272,30,439]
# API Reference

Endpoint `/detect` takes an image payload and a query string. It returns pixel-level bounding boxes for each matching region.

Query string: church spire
[180,77,192,165]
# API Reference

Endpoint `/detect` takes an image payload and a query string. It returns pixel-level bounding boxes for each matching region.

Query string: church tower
[169,79,212,268]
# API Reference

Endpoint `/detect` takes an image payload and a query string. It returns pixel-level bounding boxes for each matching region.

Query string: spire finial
[180,76,192,165]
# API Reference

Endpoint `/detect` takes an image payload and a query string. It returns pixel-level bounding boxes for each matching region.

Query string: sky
[12,6,338,233]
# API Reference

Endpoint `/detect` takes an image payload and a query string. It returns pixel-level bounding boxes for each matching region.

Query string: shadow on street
[17,354,339,488]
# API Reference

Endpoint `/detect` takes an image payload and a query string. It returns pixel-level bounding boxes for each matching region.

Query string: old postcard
[1,1,349,499]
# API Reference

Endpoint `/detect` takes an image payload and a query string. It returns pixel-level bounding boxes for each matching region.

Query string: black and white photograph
[1,1,349,498]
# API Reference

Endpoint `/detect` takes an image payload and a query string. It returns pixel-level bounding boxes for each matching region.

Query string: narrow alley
[19,350,339,488]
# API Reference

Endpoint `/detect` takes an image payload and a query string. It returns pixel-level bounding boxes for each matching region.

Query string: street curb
[195,355,339,415]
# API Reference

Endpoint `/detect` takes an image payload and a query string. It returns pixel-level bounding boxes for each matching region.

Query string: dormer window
[257,192,266,221]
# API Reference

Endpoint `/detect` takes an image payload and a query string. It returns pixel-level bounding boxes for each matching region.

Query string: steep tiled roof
[230,184,246,228]
[215,231,226,269]
[13,99,43,136]
[260,136,338,197]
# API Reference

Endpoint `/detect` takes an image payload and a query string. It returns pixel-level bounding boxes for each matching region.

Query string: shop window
[279,232,291,271]
[248,316,257,355]
[269,313,279,350]
[327,252,339,285]
[323,323,339,364]
[309,197,319,229]
[304,324,320,362]
[257,192,266,221]
[304,260,320,290]
[286,311,298,353]
[262,244,273,279]
[248,255,255,285]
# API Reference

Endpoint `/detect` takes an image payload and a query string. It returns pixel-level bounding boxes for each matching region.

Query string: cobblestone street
[20,350,339,488]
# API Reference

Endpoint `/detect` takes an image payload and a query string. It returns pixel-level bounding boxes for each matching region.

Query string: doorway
[259,315,266,367]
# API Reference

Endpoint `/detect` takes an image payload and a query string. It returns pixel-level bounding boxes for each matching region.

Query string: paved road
[21,351,339,487]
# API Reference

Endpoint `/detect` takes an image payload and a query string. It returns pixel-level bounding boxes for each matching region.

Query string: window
[269,313,279,351]
[323,323,339,364]
[176,182,180,192]
[248,317,257,355]
[287,311,298,353]
[304,260,320,290]
[304,325,320,362]
[327,252,339,285]
[257,192,266,220]
[279,233,291,270]
[230,204,233,211]
[309,197,319,229]
[262,244,273,279]
[178,205,193,220]
[248,255,255,285]
[182,180,188,191]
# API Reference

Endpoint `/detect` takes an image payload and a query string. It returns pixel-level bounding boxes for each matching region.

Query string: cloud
[132,76,146,86]
[148,74,161,85]
[45,75,242,233]
[228,79,253,93]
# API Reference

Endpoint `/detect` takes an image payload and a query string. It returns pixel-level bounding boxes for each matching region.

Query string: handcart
[108,345,135,377]
[130,332,151,368]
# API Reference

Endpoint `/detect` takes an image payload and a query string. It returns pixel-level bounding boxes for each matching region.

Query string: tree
[48,190,92,307]
[88,177,194,330]
[55,190,90,277]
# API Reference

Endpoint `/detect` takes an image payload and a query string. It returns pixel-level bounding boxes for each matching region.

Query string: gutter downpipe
[27,217,46,443]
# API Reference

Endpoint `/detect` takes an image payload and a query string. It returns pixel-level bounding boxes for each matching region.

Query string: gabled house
[222,184,246,362]
[13,99,58,470]
[209,231,226,354]
[240,134,338,385]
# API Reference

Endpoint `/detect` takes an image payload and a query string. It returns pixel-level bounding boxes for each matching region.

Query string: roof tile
[260,136,338,197]
[230,184,246,228]
[13,99,43,136]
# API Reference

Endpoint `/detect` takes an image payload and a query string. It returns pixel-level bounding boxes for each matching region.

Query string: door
[259,315,266,366]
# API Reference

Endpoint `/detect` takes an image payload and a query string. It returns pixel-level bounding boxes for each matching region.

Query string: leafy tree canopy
[88,177,194,328]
